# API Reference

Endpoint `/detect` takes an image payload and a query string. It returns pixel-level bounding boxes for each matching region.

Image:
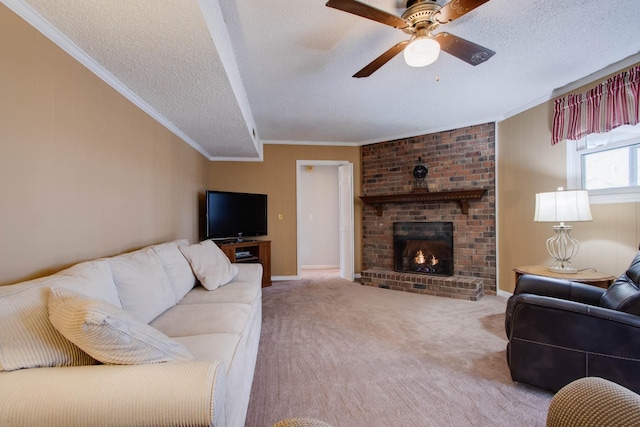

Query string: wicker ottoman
[547,377,640,426]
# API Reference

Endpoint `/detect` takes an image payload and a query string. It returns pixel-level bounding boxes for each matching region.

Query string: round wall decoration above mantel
[413,157,428,187]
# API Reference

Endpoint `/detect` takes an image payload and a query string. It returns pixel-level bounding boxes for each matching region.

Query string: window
[567,123,640,204]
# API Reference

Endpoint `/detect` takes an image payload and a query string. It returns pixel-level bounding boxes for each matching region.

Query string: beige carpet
[246,272,553,427]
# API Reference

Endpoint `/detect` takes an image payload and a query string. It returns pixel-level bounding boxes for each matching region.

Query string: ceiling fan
[326,0,495,78]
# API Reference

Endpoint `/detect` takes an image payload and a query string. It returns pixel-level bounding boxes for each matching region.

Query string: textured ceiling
[4,0,640,160]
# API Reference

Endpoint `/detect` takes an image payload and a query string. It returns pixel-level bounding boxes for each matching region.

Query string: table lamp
[534,187,592,273]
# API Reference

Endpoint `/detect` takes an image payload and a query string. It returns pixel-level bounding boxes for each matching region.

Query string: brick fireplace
[359,123,496,300]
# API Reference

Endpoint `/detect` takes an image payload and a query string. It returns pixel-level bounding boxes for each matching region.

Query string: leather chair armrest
[514,274,605,304]
[508,293,640,353]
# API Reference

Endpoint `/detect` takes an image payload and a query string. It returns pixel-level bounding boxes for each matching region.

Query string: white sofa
[0,239,263,427]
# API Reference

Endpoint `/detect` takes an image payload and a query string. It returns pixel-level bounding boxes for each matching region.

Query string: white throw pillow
[48,287,196,365]
[179,240,238,291]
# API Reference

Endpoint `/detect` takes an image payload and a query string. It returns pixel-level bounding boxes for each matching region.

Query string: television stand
[217,240,271,287]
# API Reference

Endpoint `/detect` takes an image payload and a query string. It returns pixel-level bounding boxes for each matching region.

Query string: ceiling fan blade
[353,40,410,78]
[434,32,495,65]
[436,0,491,24]
[326,0,409,30]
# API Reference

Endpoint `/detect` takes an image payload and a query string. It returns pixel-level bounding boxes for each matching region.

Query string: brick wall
[361,122,496,294]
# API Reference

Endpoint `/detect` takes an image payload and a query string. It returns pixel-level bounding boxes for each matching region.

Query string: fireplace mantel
[360,189,487,216]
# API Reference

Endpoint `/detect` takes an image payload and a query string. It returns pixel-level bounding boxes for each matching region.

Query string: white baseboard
[300,265,340,270]
[271,275,300,281]
[271,273,362,282]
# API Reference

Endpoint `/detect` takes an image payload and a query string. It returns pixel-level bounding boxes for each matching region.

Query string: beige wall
[0,4,208,286]
[207,144,362,277]
[497,65,640,293]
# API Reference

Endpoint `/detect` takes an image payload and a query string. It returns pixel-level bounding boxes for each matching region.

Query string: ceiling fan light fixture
[403,36,441,67]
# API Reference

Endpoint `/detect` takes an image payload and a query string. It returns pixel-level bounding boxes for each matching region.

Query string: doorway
[296,160,354,281]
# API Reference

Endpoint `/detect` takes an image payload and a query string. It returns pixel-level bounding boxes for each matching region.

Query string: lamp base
[549,260,578,274]
[546,224,580,274]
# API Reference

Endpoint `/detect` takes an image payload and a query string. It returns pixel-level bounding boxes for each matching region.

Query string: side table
[514,265,616,289]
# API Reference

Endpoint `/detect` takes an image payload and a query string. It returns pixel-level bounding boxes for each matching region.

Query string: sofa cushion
[0,260,124,372]
[48,287,195,365]
[108,248,175,323]
[173,333,240,372]
[600,252,640,315]
[149,239,197,303]
[54,260,123,308]
[150,303,251,337]
[0,283,94,372]
[179,240,238,291]
[180,282,261,307]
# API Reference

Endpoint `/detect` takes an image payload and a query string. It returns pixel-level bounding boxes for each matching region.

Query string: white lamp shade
[403,37,440,67]
[534,189,593,222]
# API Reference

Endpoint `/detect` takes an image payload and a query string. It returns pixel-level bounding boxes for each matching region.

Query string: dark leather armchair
[505,253,640,393]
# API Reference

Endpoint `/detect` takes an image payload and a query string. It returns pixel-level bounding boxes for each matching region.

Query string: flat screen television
[205,190,268,239]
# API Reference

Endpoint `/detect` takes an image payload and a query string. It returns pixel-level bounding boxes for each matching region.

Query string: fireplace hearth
[393,222,453,276]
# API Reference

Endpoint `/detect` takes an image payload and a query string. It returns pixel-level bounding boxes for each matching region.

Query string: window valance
[552,65,640,145]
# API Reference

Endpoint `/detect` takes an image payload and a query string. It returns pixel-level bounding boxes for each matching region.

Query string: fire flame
[414,250,439,267]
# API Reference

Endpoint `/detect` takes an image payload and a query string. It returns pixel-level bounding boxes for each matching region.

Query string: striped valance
[552,65,640,145]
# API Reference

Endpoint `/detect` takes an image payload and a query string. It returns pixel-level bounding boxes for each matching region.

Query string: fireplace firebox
[393,222,454,276]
